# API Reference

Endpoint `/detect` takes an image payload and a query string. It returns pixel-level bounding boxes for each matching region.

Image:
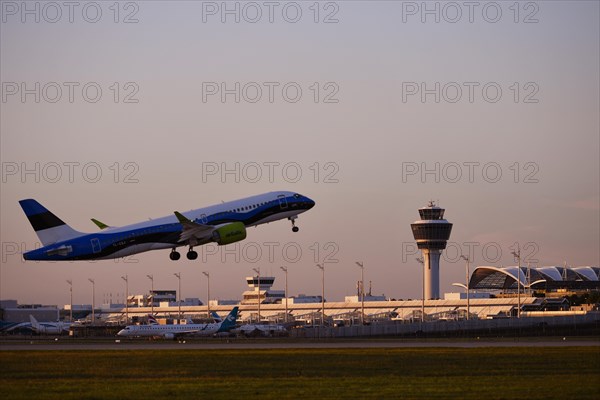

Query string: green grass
[1,347,599,399]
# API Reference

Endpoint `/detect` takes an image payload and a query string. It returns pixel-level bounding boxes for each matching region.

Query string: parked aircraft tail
[217,307,239,332]
[29,315,41,330]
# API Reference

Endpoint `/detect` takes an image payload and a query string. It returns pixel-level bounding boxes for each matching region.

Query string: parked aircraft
[29,315,72,334]
[117,307,239,339]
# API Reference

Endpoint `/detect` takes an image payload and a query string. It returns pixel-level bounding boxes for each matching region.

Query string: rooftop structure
[241,276,285,305]
[470,265,600,293]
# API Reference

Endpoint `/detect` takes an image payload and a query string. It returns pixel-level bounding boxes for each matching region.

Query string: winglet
[91,218,109,230]
[174,211,191,224]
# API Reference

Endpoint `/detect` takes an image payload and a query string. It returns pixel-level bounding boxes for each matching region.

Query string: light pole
[460,255,470,320]
[355,262,365,325]
[527,262,531,296]
[88,278,95,325]
[66,280,73,322]
[121,275,129,324]
[252,268,261,324]
[511,249,521,318]
[280,266,288,323]
[416,257,424,323]
[202,271,210,317]
[146,274,154,315]
[173,272,181,323]
[316,264,325,326]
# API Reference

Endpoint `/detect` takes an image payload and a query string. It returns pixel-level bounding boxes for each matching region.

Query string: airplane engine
[212,222,247,245]
[164,333,175,340]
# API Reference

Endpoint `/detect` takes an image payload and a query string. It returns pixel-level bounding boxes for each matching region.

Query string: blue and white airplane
[29,315,73,335]
[19,191,315,261]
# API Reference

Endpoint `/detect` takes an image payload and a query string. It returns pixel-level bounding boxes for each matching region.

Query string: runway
[2,337,598,351]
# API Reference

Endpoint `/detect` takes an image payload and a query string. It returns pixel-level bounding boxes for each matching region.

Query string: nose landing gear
[289,216,299,232]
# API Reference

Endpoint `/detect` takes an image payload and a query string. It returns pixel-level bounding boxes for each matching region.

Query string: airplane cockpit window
[294,193,301,198]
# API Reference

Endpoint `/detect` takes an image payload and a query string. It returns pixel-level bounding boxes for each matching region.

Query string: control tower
[410,201,453,299]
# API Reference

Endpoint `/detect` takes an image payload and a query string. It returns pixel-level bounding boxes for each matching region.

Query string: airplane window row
[227,201,274,214]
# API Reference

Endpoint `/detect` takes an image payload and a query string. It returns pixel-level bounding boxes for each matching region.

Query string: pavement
[1,337,599,351]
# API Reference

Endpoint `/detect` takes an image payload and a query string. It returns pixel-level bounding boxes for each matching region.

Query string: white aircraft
[29,315,72,335]
[117,307,239,339]
[19,191,315,261]
[210,310,287,337]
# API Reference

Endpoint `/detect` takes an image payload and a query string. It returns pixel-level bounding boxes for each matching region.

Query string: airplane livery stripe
[27,211,66,231]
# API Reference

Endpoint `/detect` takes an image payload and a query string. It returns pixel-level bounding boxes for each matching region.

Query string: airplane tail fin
[218,307,239,332]
[29,315,40,330]
[147,315,158,325]
[211,311,222,323]
[19,199,85,246]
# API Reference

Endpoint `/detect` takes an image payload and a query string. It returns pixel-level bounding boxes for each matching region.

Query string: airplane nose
[306,197,316,209]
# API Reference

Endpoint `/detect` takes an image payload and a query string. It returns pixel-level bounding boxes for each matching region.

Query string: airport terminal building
[72,267,600,326]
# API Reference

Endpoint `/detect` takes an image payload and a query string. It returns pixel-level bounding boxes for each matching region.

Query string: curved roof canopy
[469,265,600,290]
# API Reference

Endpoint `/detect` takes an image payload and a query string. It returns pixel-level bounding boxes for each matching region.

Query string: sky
[1,1,598,307]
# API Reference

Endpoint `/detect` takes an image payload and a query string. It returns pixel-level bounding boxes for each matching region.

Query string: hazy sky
[1,1,598,306]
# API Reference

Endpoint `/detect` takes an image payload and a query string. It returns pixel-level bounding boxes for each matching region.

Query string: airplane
[29,315,72,335]
[209,310,287,337]
[117,307,239,339]
[18,191,315,261]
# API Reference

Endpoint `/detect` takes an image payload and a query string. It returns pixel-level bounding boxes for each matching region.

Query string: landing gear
[169,249,181,261]
[289,216,299,232]
[187,249,198,260]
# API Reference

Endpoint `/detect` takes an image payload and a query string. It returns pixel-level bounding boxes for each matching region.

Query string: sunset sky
[1,1,598,306]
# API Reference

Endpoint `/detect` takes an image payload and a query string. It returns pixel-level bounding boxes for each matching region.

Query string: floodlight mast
[355,262,365,325]
[416,257,424,323]
[252,268,261,324]
[460,255,470,320]
[146,275,154,315]
[316,264,325,326]
[280,267,288,323]
[203,272,210,316]
[511,249,521,319]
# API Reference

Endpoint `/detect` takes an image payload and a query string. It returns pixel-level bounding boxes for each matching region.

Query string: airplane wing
[174,211,214,244]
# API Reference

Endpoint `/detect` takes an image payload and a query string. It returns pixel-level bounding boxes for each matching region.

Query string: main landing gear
[289,216,299,232]
[169,248,198,260]
[169,249,181,261]
[186,248,198,260]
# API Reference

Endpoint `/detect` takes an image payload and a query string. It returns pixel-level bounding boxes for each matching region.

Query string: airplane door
[91,238,101,253]
[277,194,288,210]
[200,213,208,224]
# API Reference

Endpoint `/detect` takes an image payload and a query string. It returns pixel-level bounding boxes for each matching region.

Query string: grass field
[1,347,599,399]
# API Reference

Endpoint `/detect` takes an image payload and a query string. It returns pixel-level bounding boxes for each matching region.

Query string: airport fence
[292,313,600,339]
